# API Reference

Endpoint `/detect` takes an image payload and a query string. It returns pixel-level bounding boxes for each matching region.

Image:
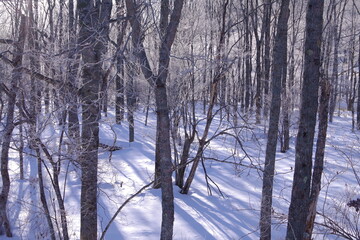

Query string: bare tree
[286,0,325,238]
[0,12,26,238]
[125,0,185,238]
[77,0,112,239]
[259,0,290,238]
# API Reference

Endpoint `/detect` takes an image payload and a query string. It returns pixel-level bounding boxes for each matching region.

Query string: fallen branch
[99,180,154,240]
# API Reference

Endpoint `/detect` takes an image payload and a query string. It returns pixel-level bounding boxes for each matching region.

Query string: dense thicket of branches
[0,0,358,239]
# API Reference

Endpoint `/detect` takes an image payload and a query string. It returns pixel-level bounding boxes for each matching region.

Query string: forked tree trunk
[125,0,184,238]
[304,78,330,240]
[181,0,229,195]
[35,148,56,240]
[286,0,324,239]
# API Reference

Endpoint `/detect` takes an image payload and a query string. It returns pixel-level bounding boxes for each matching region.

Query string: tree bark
[286,0,324,239]
[125,0,184,238]
[357,34,360,130]
[126,59,136,142]
[35,148,56,240]
[77,1,110,239]
[259,0,290,238]
[0,13,26,237]
[67,0,80,141]
[244,0,252,112]
[115,0,127,124]
[304,78,330,240]
[262,0,271,119]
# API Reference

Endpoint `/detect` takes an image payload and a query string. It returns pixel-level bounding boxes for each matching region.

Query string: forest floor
[2,107,360,239]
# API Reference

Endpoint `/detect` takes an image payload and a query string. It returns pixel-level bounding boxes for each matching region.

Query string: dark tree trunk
[304,78,330,240]
[0,13,26,238]
[244,0,252,112]
[250,0,264,124]
[280,61,290,153]
[286,0,324,239]
[125,0,184,238]
[329,19,339,123]
[115,0,127,124]
[126,60,136,142]
[357,35,360,130]
[329,0,347,123]
[19,117,24,180]
[77,1,110,239]
[35,148,56,240]
[99,0,113,117]
[67,0,80,140]
[259,0,290,238]
[262,0,271,118]
[154,85,174,240]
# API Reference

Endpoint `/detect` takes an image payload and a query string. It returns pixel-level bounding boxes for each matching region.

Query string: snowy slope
[2,109,360,239]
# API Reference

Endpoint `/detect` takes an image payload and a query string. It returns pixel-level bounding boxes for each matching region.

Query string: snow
[2,108,360,239]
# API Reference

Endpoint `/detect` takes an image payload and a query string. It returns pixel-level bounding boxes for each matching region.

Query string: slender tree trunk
[281,60,290,153]
[144,86,151,126]
[357,35,360,130]
[0,13,26,237]
[35,138,69,240]
[99,0,113,117]
[126,60,136,142]
[35,148,56,240]
[19,116,24,180]
[259,0,290,238]
[329,20,339,123]
[67,0,80,140]
[286,0,324,239]
[125,0,184,238]
[115,0,127,124]
[244,0,252,112]
[263,0,271,118]
[181,0,229,195]
[304,78,330,240]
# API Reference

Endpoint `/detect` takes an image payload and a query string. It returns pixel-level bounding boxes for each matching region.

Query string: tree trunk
[77,1,109,238]
[115,0,127,124]
[99,0,113,117]
[281,61,290,153]
[0,13,26,237]
[250,0,263,124]
[125,0,184,238]
[35,148,56,240]
[244,0,252,112]
[286,0,324,239]
[357,35,360,130]
[262,0,271,118]
[67,0,80,140]
[126,60,136,142]
[304,78,330,240]
[329,19,339,123]
[259,0,290,238]
[154,85,174,240]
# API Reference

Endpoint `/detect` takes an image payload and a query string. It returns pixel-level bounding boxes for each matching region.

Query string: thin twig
[99,180,154,240]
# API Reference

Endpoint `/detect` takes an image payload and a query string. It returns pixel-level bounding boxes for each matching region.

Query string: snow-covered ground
[3,108,360,239]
